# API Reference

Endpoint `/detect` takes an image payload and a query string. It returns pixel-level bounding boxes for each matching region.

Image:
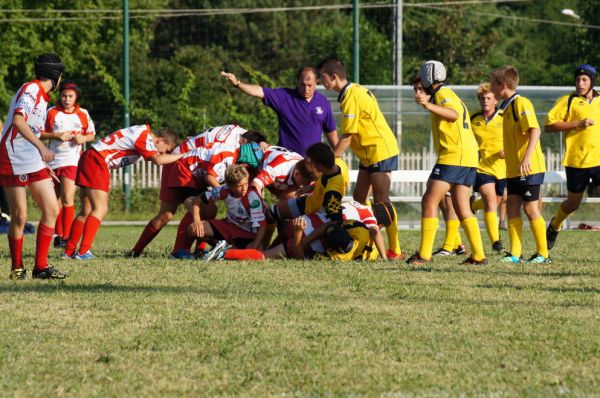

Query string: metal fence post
[123,0,131,213]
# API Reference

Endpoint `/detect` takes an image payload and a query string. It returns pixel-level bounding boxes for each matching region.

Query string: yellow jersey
[339,83,399,166]
[471,109,506,179]
[305,158,349,220]
[326,220,376,261]
[500,94,546,178]
[429,86,478,167]
[545,92,600,168]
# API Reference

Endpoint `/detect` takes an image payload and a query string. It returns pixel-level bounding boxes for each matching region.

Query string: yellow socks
[461,217,485,261]
[442,219,460,252]
[508,217,523,258]
[551,206,570,231]
[386,206,402,255]
[484,211,500,243]
[530,216,549,257]
[419,217,439,260]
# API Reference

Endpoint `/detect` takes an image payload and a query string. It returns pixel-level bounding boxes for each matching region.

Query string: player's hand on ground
[220,71,240,87]
[39,146,55,163]
[578,118,594,127]
[291,217,306,232]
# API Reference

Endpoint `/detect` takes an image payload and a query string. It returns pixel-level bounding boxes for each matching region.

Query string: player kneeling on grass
[213,201,393,261]
[63,125,182,260]
[1,53,68,279]
[181,165,270,260]
[42,80,96,249]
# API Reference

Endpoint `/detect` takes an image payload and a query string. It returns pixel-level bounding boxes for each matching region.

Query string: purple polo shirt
[262,87,336,157]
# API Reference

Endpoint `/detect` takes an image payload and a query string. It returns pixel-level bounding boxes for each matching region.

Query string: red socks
[78,216,101,255]
[62,206,75,239]
[132,223,161,255]
[55,207,64,238]
[35,223,54,270]
[172,213,194,253]
[223,248,265,261]
[65,219,85,256]
[8,235,24,270]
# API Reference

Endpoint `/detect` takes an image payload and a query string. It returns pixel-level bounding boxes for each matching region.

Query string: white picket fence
[111,149,564,197]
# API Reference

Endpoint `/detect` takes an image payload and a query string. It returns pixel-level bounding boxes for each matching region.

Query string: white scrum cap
[419,60,446,88]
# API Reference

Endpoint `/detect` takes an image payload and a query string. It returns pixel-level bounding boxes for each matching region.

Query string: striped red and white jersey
[92,124,158,169]
[46,105,96,169]
[298,212,329,253]
[179,142,238,183]
[253,145,303,191]
[203,186,268,232]
[342,201,378,229]
[173,124,246,155]
[0,80,50,175]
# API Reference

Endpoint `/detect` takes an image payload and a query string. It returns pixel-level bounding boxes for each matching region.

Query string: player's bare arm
[416,94,459,122]
[326,130,339,148]
[333,134,352,158]
[520,127,541,176]
[12,114,54,162]
[149,152,183,165]
[220,71,265,99]
[545,119,594,132]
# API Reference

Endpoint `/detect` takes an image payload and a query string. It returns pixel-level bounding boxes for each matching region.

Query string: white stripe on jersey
[47,106,96,169]
[180,142,238,183]
[173,124,246,155]
[92,124,157,169]
[253,145,303,190]
[205,186,267,232]
[0,80,49,175]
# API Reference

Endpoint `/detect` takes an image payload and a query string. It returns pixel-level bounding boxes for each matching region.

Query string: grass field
[1,226,599,397]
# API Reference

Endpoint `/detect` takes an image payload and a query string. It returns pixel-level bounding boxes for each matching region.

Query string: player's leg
[368,169,403,259]
[408,178,449,262]
[29,178,61,272]
[75,187,109,257]
[131,200,179,256]
[437,194,461,255]
[54,179,64,245]
[505,193,524,260]
[64,188,91,257]
[59,174,77,243]
[479,182,502,250]
[450,184,486,262]
[521,185,548,260]
[4,185,28,274]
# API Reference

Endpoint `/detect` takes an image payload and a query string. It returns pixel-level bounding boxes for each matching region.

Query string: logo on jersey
[250,200,261,209]
[315,107,324,115]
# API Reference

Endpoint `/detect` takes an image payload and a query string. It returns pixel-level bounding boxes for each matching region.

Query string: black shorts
[506,173,544,201]
[475,172,507,196]
[429,164,477,186]
[565,166,600,194]
[359,155,398,173]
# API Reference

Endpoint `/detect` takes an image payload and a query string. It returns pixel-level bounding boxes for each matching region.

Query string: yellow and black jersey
[500,94,545,178]
[470,109,506,179]
[338,83,399,167]
[305,158,349,220]
[326,220,376,261]
[545,92,600,168]
[429,85,479,167]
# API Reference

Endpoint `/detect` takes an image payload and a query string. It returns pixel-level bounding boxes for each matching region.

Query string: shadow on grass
[377,266,599,279]
[475,283,600,294]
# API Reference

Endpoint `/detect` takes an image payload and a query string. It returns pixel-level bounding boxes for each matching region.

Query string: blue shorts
[474,173,507,196]
[506,173,544,201]
[429,164,477,186]
[565,166,600,193]
[359,155,398,174]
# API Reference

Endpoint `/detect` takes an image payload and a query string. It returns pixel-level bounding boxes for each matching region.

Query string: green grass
[1,226,599,397]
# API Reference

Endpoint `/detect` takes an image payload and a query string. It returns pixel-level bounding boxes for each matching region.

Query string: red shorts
[209,219,256,246]
[0,168,51,187]
[53,166,77,182]
[76,149,110,192]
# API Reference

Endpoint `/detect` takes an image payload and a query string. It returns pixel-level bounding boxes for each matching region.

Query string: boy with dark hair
[408,62,487,265]
[317,57,403,260]
[0,53,68,279]
[64,125,182,259]
[490,66,550,263]
[545,64,600,250]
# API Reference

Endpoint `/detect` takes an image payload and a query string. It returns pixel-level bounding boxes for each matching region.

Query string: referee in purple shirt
[220,66,338,157]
